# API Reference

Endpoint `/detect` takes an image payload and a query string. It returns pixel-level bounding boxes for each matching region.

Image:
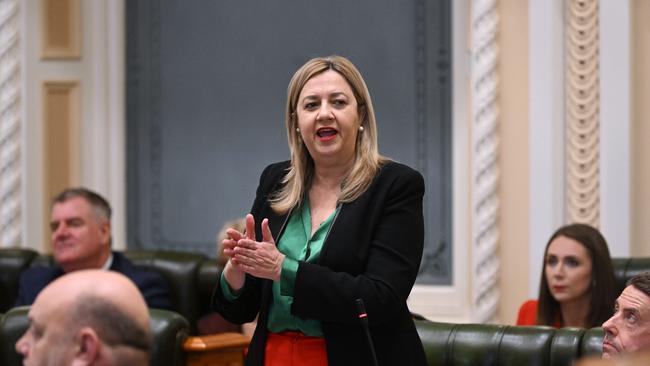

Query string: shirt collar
[100,252,114,270]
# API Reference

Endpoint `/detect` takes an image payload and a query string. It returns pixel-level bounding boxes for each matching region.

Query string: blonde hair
[270,55,388,214]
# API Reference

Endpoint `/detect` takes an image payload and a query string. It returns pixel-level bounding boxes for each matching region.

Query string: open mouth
[316,127,338,141]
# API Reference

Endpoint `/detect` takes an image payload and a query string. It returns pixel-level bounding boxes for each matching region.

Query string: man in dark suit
[15,187,172,309]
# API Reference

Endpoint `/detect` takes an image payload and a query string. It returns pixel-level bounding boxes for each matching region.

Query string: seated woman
[517,223,616,328]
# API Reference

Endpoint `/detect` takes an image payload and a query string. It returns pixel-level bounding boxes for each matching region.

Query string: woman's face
[545,235,593,304]
[295,70,360,167]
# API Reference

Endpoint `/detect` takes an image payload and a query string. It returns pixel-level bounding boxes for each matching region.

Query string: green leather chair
[415,320,604,366]
[123,249,209,334]
[612,257,650,294]
[0,249,38,313]
[0,306,190,366]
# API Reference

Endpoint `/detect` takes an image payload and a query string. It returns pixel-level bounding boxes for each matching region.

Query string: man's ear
[71,327,101,366]
[100,221,112,246]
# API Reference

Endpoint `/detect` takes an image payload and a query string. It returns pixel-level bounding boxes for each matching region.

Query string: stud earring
[359,125,364,132]
[296,127,300,133]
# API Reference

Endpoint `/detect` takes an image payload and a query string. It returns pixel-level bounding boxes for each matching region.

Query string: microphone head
[355,298,368,319]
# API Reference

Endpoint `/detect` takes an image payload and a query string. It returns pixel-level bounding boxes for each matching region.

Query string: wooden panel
[42,81,80,250]
[632,0,650,255]
[41,0,80,59]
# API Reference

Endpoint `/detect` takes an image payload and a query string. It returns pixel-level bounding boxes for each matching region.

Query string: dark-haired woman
[517,223,617,328]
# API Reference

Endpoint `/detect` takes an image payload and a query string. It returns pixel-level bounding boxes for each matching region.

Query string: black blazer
[213,161,428,366]
[15,252,173,310]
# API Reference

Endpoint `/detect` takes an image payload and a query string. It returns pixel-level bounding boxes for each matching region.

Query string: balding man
[15,270,152,366]
[16,187,171,309]
[602,272,650,358]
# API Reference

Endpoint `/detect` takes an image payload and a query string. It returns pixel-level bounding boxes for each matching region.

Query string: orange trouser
[264,331,328,366]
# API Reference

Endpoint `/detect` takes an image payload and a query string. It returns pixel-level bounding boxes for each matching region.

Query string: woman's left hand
[232,214,285,281]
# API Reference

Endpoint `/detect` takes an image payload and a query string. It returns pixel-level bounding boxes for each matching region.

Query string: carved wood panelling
[566,0,600,226]
[0,0,22,247]
[41,0,80,59]
[43,81,80,247]
[471,0,500,323]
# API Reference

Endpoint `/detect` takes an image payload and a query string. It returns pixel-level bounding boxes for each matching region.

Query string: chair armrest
[183,333,250,366]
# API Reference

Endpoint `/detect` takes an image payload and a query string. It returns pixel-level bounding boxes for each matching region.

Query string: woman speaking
[212,55,428,366]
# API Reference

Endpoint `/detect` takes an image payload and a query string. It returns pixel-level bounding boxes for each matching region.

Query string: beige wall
[632,0,650,256]
[497,0,530,325]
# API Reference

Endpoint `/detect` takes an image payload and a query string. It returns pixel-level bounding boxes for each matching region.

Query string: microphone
[355,298,379,366]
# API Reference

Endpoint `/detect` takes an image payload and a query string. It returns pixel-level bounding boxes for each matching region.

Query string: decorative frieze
[0,0,21,247]
[566,0,600,226]
[471,0,500,323]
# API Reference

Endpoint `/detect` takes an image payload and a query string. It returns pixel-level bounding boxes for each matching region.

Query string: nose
[316,103,334,121]
[15,334,29,356]
[53,222,69,240]
[602,315,617,336]
[551,263,566,278]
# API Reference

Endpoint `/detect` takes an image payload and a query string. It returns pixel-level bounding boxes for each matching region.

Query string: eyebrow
[301,92,349,102]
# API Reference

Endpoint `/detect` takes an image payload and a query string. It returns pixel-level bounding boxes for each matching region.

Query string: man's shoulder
[109,252,161,282]
[16,265,64,306]
[109,251,173,309]
[19,265,63,283]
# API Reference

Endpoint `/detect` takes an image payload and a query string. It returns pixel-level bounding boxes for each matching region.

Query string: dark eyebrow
[301,92,349,103]
[621,305,641,314]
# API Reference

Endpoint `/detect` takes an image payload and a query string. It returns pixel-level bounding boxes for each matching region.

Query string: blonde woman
[212,56,427,366]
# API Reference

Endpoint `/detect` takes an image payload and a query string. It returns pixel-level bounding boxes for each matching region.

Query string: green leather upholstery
[123,249,208,333]
[0,306,190,366]
[0,249,38,313]
[196,259,220,317]
[149,309,190,366]
[581,327,607,356]
[415,320,604,366]
[0,306,29,366]
[612,257,650,294]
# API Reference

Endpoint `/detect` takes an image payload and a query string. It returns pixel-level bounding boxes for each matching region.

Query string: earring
[359,125,364,132]
[296,127,300,133]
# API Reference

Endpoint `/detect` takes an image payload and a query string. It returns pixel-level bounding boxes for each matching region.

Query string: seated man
[16,187,171,309]
[602,272,650,358]
[16,270,152,366]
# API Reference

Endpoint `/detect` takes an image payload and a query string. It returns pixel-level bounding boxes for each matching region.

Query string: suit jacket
[15,251,173,310]
[213,161,428,366]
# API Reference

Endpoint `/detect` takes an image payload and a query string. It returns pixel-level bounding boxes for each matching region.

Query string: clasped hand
[222,213,285,282]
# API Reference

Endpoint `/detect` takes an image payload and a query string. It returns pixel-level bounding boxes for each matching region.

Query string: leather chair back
[0,306,28,366]
[0,249,38,313]
[612,257,650,294]
[415,320,604,366]
[196,259,221,317]
[149,309,190,366]
[124,250,207,333]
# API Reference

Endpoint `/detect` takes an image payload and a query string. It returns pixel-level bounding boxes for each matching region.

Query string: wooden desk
[184,333,251,366]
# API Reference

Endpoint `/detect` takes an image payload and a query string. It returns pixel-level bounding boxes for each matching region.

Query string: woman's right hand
[221,214,256,291]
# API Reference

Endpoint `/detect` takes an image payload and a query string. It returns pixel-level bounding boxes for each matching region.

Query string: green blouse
[221,200,338,337]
